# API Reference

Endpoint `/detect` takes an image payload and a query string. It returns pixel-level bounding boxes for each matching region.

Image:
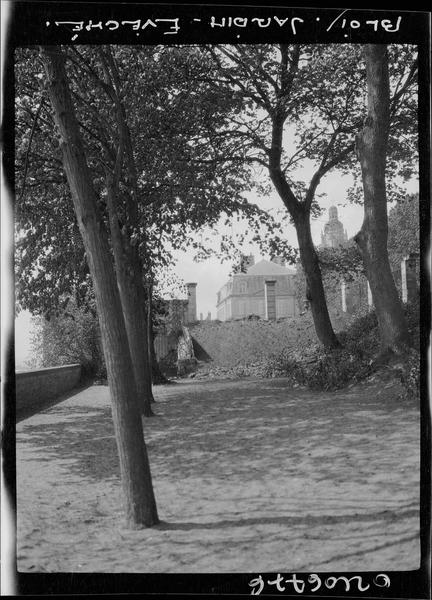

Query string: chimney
[272,256,286,267]
[264,280,277,321]
[186,283,197,323]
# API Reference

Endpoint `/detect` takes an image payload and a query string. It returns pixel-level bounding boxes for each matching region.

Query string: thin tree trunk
[270,163,340,348]
[100,46,155,416]
[40,46,159,528]
[355,45,410,353]
[269,102,339,349]
[294,209,340,348]
[146,284,169,385]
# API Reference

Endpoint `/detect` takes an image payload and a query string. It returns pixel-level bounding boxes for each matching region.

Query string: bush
[31,301,105,380]
[404,297,420,350]
[258,300,421,392]
[254,308,377,390]
[302,347,372,390]
[192,300,421,392]
[255,308,379,390]
[398,348,420,401]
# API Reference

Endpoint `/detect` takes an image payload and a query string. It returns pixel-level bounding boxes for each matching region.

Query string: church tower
[321,206,348,248]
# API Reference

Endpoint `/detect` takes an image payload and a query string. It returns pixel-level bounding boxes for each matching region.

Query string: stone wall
[16,364,82,417]
[189,317,320,368]
[340,253,420,315]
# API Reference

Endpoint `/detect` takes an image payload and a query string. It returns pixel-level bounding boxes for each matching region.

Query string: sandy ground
[16,377,420,573]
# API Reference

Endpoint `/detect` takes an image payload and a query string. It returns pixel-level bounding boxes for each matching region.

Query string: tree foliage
[31,298,105,378]
[16,43,418,351]
[202,44,372,346]
[15,45,285,319]
[387,193,419,270]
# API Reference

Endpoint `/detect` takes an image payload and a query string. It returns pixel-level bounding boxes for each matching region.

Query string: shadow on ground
[16,377,420,573]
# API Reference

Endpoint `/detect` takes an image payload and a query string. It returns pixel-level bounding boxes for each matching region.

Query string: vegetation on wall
[30,299,105,380]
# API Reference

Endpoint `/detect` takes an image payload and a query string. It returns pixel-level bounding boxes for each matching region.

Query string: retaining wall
[16,364,82,417]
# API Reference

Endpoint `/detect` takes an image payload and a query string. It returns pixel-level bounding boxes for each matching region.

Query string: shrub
[260,300,420,392]
[30,301,105,380]
[192,300,420,392]
[398,348,420,401]
[404,297,420,350]
[302,347,372,391]
[257,308,379,390]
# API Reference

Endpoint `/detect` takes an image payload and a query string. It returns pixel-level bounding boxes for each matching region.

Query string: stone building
[164,282,198,327]
[153,283,197,362]
[216,257,297,321]
[321,206,348,248]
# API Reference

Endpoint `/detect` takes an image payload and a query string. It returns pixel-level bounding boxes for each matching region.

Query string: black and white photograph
[1,3,430,597]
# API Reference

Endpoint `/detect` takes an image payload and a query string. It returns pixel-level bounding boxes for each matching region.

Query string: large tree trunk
[106,184,155,416]
[40,46,159,528]
[355,45,410,353]
[294,209,340,348]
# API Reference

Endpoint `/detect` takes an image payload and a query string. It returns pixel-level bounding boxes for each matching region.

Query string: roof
[244,259,296,276]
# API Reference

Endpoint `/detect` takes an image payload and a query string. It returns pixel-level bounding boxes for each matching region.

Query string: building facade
[216,258,297,321]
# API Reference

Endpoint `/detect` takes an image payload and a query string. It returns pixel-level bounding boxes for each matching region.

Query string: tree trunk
[106,184,155,416]
[269,108,339,349]
[40,46,159,528]
[294,209,340,348]
[101,48,157,413]
[116,257,156,415]
[146,284,169,385]
[355,45,410,353]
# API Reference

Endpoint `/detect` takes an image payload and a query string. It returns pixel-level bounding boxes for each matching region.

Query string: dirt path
[16,377,420,573]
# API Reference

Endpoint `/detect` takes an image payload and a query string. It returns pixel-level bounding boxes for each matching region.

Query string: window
[238,281,247,294]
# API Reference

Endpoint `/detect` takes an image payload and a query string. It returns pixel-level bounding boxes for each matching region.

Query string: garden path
[16,377,420,574]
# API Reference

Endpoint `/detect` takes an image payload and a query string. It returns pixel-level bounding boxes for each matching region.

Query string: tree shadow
[17,405,120,481]
[155,507,419,531]
[299,532,419,570]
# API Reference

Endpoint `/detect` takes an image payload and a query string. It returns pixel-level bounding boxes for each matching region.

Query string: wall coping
[16,364,81,377]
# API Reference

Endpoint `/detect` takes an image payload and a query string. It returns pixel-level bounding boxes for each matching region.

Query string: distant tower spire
[329,206,338,221]
[321,206,348,248]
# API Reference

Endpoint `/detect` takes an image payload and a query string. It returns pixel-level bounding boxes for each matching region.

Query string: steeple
[329,206,338,221]
[321,206,348,248]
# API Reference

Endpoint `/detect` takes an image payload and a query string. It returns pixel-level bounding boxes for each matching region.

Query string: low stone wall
[16,364,82,417]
